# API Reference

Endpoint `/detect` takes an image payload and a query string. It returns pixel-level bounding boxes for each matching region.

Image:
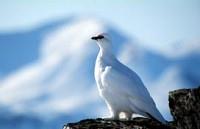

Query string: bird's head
[91,33,112,51]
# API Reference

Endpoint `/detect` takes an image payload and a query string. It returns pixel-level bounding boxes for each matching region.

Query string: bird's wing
[101,66,166,123]
[101,66,154,104]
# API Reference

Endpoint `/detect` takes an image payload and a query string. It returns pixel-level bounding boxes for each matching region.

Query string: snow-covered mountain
[0,17,199,129]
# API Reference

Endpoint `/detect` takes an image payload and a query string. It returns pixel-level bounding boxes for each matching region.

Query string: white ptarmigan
[91,33,166,124]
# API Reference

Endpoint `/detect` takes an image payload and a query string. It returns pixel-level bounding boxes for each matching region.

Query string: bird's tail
[129,98,167,124]
[146,109,167,124]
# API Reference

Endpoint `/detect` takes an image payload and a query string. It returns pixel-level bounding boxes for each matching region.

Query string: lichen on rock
[169,86,200,129]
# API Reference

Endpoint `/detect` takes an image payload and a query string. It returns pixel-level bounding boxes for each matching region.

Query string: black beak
[91,35,104,40]
[91,36,98,40]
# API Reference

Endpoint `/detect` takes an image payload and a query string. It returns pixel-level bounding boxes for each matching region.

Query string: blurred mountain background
[0,1,199,129]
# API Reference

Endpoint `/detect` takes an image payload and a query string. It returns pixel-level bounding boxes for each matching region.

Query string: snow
[0,18,105,116]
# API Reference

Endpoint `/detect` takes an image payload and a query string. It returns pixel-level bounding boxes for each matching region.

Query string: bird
[91,33,166,124]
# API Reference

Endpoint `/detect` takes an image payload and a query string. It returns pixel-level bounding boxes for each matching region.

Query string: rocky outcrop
[169,86,200,129]
[63,87,200,129]
[64,118,174,129]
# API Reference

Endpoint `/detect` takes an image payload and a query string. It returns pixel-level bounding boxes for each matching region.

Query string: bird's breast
[94,57,106,90]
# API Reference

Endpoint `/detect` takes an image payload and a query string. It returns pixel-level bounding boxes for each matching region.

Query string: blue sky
[0,0,200,49]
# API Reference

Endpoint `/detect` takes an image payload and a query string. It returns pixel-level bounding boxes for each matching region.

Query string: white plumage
[91,33,166,124]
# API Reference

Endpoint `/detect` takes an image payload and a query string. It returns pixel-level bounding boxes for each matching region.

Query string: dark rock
[63,117,174,129]
[169,86,200,129]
